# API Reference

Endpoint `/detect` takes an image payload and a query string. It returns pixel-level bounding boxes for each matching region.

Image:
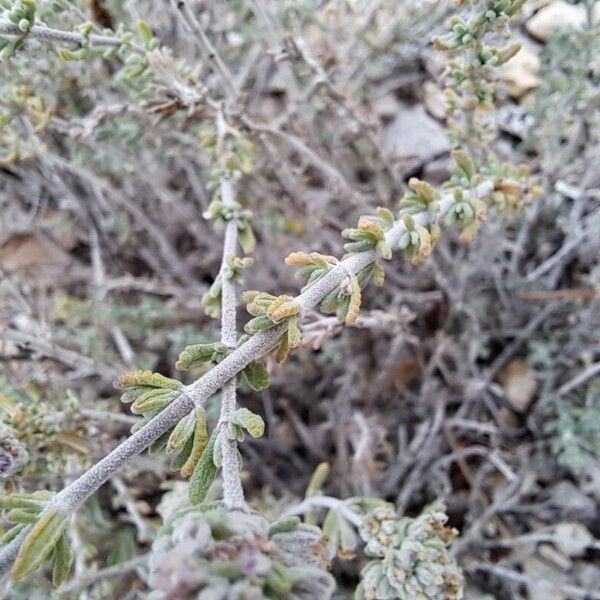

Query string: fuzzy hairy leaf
[130,388,176,415]
[11,507,68,582]
[241,360,270,391]
[166,410,197,454]
[181,409,209,478]
[189,430,218,504]
[113,370,182,391]
[230,407,265,439]
[175,342,227,371]
[52,534,73,586]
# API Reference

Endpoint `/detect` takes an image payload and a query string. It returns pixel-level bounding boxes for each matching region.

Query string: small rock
[538,543,572,571]
[524,556,568,600]
[423,155,452,185]
[573,562,600,592]
[499,359,537,413]
[373,94,401,120]
[0,232,71,272]
[526,1,586,42]
[423,81,448,120]
[548,481,596,522]
[553,522,593,557]
[501,45,541,98]
[383,104,450,170]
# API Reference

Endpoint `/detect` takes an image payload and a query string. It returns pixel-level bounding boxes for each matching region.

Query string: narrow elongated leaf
[189,430,218,504]
[0,495,45,511]
[175,343,227,370]
[171,433,195,472]
[130,389,175,415]
[113,370,182,391]
[7,509,39,524]
[268,516,301,535]
[11,507,68,582]
[180,409,209,478]
[0,523,26,545]
[52,534,73,586]
[238,223,256,254]
[166,411,197,454]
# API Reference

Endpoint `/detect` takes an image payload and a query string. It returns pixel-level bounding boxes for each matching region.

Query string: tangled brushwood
[1,0,599,598]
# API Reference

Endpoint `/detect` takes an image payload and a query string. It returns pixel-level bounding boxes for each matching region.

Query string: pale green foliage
[0,0,36,61]
[0,379,88,476]
[0,0,540,594]
[0,491,72,583]
[356,504,463,600]
[527,13,600,173]
[148,504,335,599]
[547,393,600,473]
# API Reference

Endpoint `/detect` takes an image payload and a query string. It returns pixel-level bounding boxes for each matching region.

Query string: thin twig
[282,495,362,527]
[57,554,148,596]
[171,1,237,98]
[469,562,600,600]
[557,361,600,397]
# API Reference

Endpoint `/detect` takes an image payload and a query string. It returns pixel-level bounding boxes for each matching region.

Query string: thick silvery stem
[217,176,246,510]
[0,20,130,48]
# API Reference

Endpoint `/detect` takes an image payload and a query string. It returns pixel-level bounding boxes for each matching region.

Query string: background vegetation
[1,0,599,598]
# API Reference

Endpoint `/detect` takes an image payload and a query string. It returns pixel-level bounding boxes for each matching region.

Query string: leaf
[245,315,278,334]
[268,516,301,536]
[130,388,176,415]
[275,332,290,364]
[336,295,351,323]
[189,430,218,505]
[166,411,197,454]
[408,177,439,203]
[238,223,256,254]
[320,288,340,314]
[376,207,394,229]
[113,370,182,391]
[285,251,312,266]
[306,462,330,496]
[345,276,361,324]
[264,562,293,595]
[180,409,209,478]
[242,360,270,391]
[373,263,385,287]
[11,508,68,582]
[266,295,301,322]
[171,433,194,472]
[286,316,302,348]
[52,534,73,586]
[0,523,26,545]
[137,20,153,46]
[201,277,222,319]
[322,509,342,556]
[6,509,39,524]
[175,342,227,371]
[58,47,84,62]
[0,495,45,511]
[230,408,265,438]
[119,387,151,404]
